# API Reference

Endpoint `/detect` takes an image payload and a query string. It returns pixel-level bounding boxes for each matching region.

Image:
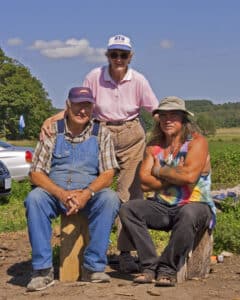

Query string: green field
[212,127,240,141]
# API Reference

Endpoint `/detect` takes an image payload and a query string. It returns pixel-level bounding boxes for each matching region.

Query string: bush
[213,197,240,254]
[209,141,240,189]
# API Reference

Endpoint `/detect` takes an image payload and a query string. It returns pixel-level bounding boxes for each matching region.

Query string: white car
[0,141,34,181]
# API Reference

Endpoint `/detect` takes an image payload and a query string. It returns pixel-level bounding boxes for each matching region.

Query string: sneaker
[119,253,140,273]
[81,266,110,283]
[27,267,54,292]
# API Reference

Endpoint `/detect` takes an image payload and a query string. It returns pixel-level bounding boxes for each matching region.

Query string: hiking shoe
[81,266,110,283]
[119,253,140,273]
[27,267,54,292]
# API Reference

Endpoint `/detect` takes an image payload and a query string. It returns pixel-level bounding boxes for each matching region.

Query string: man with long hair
[119,96,216,287]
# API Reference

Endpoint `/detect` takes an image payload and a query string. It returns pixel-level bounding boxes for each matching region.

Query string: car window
[0,141,12,148]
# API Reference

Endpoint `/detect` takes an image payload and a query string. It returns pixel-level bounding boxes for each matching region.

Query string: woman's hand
[39,118,53,141]
[39,110,66,141]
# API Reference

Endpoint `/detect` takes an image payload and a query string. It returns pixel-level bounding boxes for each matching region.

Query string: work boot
[27,267,54,292]
[119,252,140,273]
[81,266,110,283]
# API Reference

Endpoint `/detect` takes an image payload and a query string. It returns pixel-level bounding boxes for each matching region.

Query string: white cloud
[29,38,106,63]
[7,38,23,46]
[160,39,174,49]
[30,39,64,50]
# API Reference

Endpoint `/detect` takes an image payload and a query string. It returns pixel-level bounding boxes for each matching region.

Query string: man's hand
[151,155,161,178]
[65,189,91,216]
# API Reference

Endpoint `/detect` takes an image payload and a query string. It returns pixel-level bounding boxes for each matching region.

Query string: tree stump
[177,230,213,283]
[59,213,89,282]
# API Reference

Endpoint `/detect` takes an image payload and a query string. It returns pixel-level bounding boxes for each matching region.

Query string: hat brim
[69,98,95,104]
[107,45,132,51]
[152,108,194,117]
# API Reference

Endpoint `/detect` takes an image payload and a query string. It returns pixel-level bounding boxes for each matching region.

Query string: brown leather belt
[104,117,138,126]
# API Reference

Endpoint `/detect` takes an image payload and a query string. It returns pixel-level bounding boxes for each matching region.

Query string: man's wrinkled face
[67,100,93,125]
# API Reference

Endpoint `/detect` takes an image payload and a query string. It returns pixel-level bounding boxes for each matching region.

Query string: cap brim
[69,98,95,104]
[107,45,132,51]
[152,108,194,117]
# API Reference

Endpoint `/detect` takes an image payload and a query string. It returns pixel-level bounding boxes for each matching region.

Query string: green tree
[196,114,216,136]
[140,109,154,132]
[0,48,55,139]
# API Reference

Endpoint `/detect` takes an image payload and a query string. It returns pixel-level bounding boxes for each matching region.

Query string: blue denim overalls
[25,120,120,271]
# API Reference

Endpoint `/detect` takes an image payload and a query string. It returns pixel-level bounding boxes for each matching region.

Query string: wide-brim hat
[152,96,194,117]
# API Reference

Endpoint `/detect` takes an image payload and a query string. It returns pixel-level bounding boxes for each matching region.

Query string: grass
[209,127,240,142]
[209,140,240,189]
[7,139,38,148]
[0,180,31,232]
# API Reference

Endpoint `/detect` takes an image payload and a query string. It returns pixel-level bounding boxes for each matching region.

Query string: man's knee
[119,200,142,222]
[119,202,129,221]
[25,188,41,207]
[176,203,211,229]
[97,188,120,212]
[24,187,49,210]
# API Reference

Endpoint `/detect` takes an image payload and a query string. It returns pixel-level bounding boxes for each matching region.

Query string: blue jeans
[24,187,120,272]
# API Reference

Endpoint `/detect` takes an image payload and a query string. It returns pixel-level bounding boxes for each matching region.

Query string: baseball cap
[107,34,132,51]
[152,96,194,117]
[68,87,95,104]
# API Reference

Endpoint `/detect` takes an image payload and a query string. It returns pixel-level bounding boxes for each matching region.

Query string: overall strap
[57,119,65,134]
[91,120,100,137]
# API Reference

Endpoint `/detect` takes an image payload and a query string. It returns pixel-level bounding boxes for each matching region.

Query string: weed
[213,197,240,254]
[0,180,31,232]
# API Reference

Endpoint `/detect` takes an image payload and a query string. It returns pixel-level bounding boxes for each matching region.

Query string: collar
[64,118,93,138]
[103,65,132,83]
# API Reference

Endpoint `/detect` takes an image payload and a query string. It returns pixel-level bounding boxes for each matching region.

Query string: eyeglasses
[109,52,130,60]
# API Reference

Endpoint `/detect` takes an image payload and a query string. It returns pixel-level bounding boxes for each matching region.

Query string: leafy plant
[209,141,240,189]
[213,197,240,254]
[0,180,31,232]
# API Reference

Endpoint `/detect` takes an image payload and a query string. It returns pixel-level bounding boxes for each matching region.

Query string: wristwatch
[86,186,95,197]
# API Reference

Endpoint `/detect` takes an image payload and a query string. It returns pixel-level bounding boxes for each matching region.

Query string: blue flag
[19,115,25,134]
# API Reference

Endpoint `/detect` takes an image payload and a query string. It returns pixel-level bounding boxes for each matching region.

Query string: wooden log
[177,230,213,283]
[59,213,89,282]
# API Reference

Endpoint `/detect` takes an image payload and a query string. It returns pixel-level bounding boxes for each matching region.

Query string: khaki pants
[104,118,146,251]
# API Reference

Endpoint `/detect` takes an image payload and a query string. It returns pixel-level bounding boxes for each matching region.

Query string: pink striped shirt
[83,66,159,121]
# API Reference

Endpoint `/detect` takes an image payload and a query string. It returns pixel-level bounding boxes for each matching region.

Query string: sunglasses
[109,52,130,60]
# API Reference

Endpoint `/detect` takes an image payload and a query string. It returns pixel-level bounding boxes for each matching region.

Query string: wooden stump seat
[59,213,89,282]
[177,230,213,283]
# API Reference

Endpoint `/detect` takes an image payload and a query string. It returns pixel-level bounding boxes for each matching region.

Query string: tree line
[186,100,240,134]
[0,47,239,139]
[141,100,240,136]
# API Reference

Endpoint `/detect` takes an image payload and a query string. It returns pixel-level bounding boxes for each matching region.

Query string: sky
[1,0,240,108]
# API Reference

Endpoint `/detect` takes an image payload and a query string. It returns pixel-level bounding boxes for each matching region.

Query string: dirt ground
[1,230,240,300]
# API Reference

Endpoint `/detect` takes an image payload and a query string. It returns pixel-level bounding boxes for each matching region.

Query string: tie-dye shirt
[153,138,216,226]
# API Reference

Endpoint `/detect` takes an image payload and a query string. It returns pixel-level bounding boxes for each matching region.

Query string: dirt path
[1,230,240,300]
